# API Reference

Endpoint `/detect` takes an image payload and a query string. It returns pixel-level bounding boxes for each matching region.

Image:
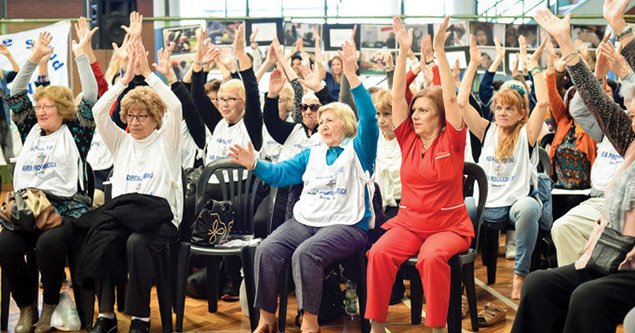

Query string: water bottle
[344,280,358,318]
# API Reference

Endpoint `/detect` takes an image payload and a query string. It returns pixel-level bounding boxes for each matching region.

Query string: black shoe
[89,316,118,333]
[221,279,240,302]
[129,319,150,333]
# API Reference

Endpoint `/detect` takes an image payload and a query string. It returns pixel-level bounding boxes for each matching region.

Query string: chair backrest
[85,162,95,206]
[538,147,550,175]
[463,162,488,251]
[540,132,555,149]
[195,158,263,236]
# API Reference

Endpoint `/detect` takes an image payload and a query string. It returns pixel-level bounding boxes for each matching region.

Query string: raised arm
[272,38,299,82]
[433,16,463,130]
[255,43,277,82]
[391,15,413,128]
[545,41,567,123]
[0,43,19,73]
[191,29,223,132]
[299,63,337,105]
[520,34,549,146]
[72,26,98,104]
[264,68,296,144]
[234,24,251,72]
[458,35,490,141]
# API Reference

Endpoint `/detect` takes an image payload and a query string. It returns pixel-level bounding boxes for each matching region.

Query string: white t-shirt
[181,120,198,169]
[375,134,401,209]
[260,126,282,163]
[13,124,81,197]
[591,136,624,194]
[92,74,183,227]
[87,128,113,171]
[205,118,252,164]
[278,124,323,162]
[478,124,536,208]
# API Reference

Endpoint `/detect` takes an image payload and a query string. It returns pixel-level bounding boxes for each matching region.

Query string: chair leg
[174,243,190,332]
[278,267,289,333]
[481,227,500,285]
[409,266,423,325]
[462,262,479,332]
[1,268,10,331]
[447,259,462,333]
[205,256,221,313]
[241,246,260,331]
[355,250,370,333]
[155,246,173,333]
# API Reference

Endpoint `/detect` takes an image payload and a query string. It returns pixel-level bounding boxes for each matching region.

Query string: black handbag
[191,199,234,247]
[0,189,36,232]
[586,227,635,275]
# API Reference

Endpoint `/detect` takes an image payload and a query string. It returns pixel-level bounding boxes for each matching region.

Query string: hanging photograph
[323,24,362,51]
[162,25,200,55]
[360,49,393,75]
[284,22,322,48]
[406,24,430,52]
[478,47,499,72]
[360,25,396,49]
[572,25,606,48]
[206,20,244,45]
[245,18,284,46]
[434,20,469,47]
[505,24,539,48]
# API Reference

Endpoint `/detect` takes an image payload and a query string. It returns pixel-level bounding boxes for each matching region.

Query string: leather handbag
[191,199,234,247]
[0,188,62,232]
[586,227,635,275]
[554,122,591,189]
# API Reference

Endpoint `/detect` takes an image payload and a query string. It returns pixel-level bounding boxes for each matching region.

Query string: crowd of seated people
[4,2,635,332]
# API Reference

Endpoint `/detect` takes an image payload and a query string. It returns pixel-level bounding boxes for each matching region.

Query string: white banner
[0,21,71,97]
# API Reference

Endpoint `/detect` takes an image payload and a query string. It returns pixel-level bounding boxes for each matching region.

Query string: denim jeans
[466,196,541,276]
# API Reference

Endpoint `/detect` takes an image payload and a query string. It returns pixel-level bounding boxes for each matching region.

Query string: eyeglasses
[300,104,320,112]
[35,104,56,111]
[125,113,151,122]
[215,97,241,104]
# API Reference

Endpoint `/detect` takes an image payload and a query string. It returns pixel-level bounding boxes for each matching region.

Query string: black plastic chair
[402,162,487,333]
[176,159,263,331]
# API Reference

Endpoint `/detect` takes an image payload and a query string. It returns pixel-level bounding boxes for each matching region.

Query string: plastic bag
[50,291,81,331]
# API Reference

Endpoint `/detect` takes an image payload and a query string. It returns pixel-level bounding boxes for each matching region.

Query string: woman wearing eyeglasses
[190,25,262,165]
[0,31,97,333]
[86,37,183,333]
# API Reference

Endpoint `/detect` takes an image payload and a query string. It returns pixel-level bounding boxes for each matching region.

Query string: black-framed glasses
[125,113,151,122]
[300,103,320,112]
[216,97,241,104]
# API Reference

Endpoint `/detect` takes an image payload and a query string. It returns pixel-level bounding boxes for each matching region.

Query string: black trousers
[512,264,635,333]
[0,220,72,307]
[95,222,177,317]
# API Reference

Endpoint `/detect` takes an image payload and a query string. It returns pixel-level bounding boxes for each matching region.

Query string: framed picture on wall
[205,20,244,45]
[505,24,539,48]
[245,18,284,46]
[405,24,430,52]
[162,25,199,55]
[360,25,396,49]
[434,20,468,47]
[323,24,361,51]
[572,25,606,48]
[283,22,322,47]
[445,46,469,69]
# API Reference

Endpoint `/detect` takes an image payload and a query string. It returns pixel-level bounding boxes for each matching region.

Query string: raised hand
[263,42,278,67]
[233,23,246,55]
[422,64,434,88]
[298,63,323,92]
[228,143,256,170]
[249,27,259,48]
[121,11,143,37]
[132,38,152,77]
[72,22,98,57]
[268,68,286,98]
[271,37,285,60]
[393,15,412,52]
[0,43,10,57]
[511,52,520,76]
[469,35,483,66]
[152,42,176,78]
[433,16,451,53]
[120,45,137,86]
[603,0,630,32]
[113,33,130,66]
[421,34,434,64]
[494,36,505,61]
[452,58,461,86]
[218,46,235,71]
[576,38,589,61]
[529,34,548,66]
[599,40,630,78]
[338,40,358,75]
[534,9,573,49]
[29,31,53,64]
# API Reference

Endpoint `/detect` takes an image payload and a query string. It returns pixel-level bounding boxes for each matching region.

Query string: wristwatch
[617,24,633,39]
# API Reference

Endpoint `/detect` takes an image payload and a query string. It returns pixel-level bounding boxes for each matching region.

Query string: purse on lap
[586,226,635,275]
[553,122,591,189]
[0,188,62,232]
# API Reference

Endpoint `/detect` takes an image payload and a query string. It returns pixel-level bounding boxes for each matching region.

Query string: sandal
[253,321,278,333]
[477,303,506,327]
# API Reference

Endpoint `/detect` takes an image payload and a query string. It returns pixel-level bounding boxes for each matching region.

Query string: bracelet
[426,59,435,65]
[563,49,580,62]
[250,159,258,171]
[168,77,177,85]
[619,31,634,41]
[531,68,543,76]
[529,66,542,73]
[194,61,204,66]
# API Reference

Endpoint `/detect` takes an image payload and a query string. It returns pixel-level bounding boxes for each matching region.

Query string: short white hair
[620,76,635,102]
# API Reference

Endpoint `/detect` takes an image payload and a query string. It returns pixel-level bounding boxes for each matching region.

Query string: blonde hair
[120,86,167,130]
[105,53,121,86]
[317,102,357,138]
[279,83,294,112]
[491,88,529,161]
[372,88,392,113]
[33,85,76,122]
[204,79,221,95]
[302,91,319,103]
[219,79,246,100]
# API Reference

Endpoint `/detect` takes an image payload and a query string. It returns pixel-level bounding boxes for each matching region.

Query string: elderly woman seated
[229,41,378,333]
[0,30,97,333]
[82,37,183,333]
